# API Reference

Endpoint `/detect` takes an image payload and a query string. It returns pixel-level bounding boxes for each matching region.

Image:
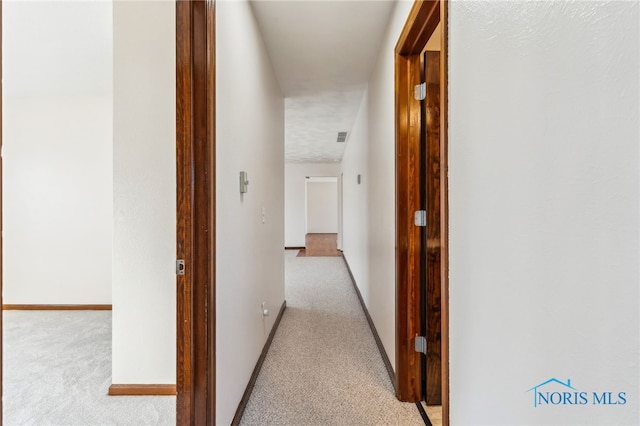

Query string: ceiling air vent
[336,132,348,143]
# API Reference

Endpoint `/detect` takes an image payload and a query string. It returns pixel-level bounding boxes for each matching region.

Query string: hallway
[238,251,423,425]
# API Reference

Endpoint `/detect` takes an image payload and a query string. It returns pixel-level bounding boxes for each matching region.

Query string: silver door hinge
[176,259,185,276]
[414,82,426,101]
[415,336,427,354]
[414,210,427,227]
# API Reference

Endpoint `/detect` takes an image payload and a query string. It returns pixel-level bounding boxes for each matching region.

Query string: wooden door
[395,1,449,422]
[421,50,442,405]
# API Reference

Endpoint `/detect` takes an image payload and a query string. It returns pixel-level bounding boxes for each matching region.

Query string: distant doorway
[302,177,340,258]
[305,176,338,235]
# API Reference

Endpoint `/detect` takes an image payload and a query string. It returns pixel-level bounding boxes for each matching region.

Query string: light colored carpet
[3,310,175,426]
[240,251,424,425]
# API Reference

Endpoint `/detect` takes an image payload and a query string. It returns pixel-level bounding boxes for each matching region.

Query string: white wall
[340,0,414,370]
[365,0,413,368]
[449,1,639,424]
[2,1,113,304]
[217,1,285,424]
[284,162,340,247]
[3,97,112,304]
[306,180,338,234]
[112,1,176,385]
[340,92,370,304]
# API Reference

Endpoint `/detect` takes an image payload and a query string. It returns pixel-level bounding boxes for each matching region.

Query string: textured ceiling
[251,0,396,163]
[285,89,364,163]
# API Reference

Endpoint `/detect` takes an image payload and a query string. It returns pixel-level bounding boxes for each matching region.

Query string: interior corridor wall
[112,1,176,385]
[365,0,414,370]
[217,1,285,424]
[284,162,340,247]
[449,1,639,424]
[340,92,370,305]
[2,1,113,304]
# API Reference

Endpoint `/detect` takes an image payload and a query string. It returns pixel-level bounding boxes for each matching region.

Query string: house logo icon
[527,378,627,407]
[527,378,578,407]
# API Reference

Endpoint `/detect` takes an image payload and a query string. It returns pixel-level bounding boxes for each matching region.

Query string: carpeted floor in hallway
[239,250,424,425]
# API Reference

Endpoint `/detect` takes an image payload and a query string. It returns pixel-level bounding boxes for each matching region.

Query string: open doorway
[2,1,177,424]
[176,0,449,424]
[338,173,344,251]
[395,1,449,425]
[300,176,340,257]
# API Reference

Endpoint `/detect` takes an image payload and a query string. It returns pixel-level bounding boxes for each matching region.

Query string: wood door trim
[176,2,194,421]
[3,304,112,310]
[395,1,449,424]
[439,2,450,422]
[108,384,177,396]
[231,301,287,425]
[1,1,4,419]
[176,1,216,424]
[395,0,440,56]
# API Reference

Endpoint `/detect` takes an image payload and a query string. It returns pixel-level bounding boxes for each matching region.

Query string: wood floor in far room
[297,233,341,257]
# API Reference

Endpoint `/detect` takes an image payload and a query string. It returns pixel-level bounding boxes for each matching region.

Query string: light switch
[239,171,249,193]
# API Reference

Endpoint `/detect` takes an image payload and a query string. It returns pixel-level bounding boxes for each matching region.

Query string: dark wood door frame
[1,1,4,420]
[176,0,216,424]
[395,0,449,423]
